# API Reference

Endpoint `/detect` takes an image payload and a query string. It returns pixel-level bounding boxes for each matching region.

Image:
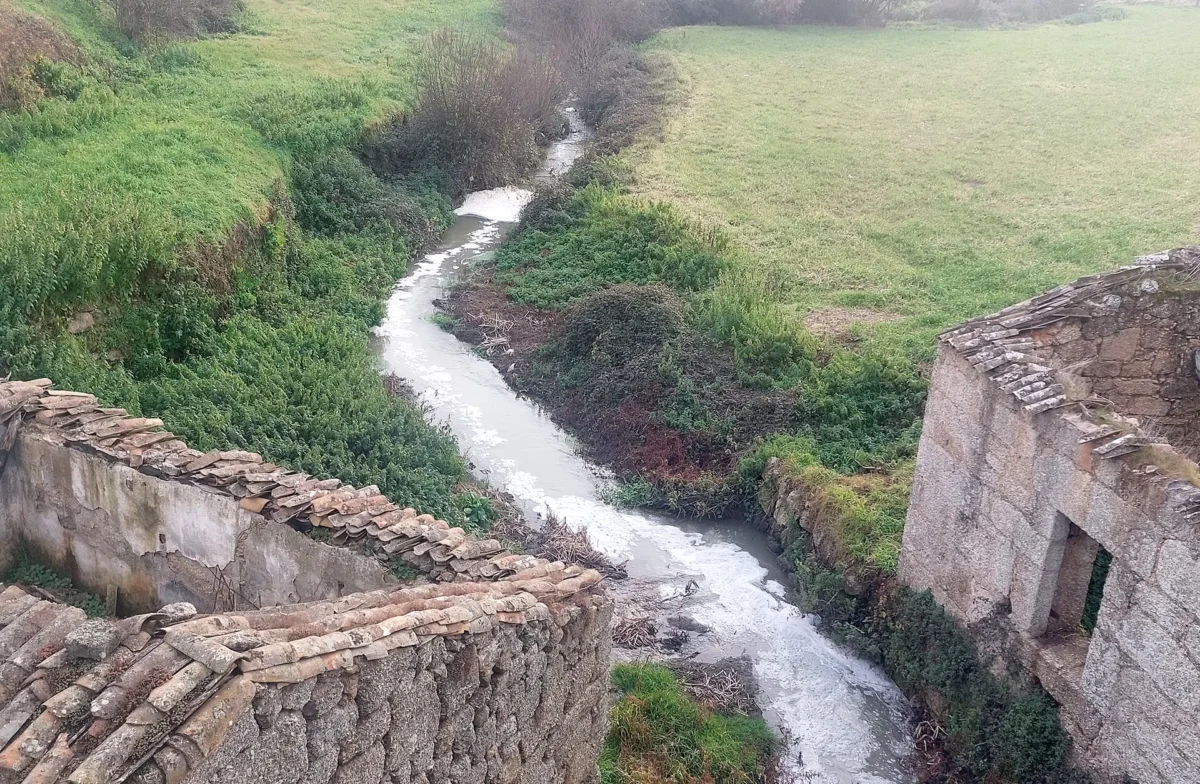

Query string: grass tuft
[602,663,777,784]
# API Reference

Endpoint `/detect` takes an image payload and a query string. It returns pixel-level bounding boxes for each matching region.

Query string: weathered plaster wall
[900,344,1200,783]
[136,599,613,784]
[0,427,395,614]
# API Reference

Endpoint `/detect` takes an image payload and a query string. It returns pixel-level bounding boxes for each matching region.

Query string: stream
[374,111,914,783]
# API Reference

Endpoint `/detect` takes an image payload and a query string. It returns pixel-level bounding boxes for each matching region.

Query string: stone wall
[1035,280,1200,457]
[0,377,563,613]
[0,377,615,784]
[899,250,1200,783]
[146,598,613,784]
[0,426,397,614]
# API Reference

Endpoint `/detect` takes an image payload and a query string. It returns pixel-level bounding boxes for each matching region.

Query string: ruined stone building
[901,247,1200,783]
[0,379,612,784]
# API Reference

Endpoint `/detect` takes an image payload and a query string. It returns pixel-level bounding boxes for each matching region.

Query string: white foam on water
[376,126,915,784]
[454,187,534,223]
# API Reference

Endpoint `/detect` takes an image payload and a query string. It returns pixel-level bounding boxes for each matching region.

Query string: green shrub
[603,663,777,784]
[1064,6,1127,24]
[797,348,926,472]
[496,183,729,309]
[696,268,816,386]
[879,588,1076,780]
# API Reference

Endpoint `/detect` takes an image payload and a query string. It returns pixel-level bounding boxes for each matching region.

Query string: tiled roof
[0,561,604,784]
[938,246,1200,516]
[1,379,545,582]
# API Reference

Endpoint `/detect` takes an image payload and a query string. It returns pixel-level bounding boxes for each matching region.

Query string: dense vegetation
[488,107,925,551]
[459,9,1200,782]
[790,538,1089,783]
[601,663,777,784]
[0,0,504,521]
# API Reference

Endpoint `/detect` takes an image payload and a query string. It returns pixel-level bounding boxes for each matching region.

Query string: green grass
[628,6,1200,360]
[0,0,501,524]
[601,663,776,784]
[2,0,496,244]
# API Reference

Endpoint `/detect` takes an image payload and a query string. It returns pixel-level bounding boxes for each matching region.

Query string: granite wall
[899,343,1200,783]
[136,598,613,784]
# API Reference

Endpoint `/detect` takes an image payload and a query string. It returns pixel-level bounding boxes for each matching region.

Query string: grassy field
[0,0,503,523]
[628,6,1200,359]
[1,0,495,242]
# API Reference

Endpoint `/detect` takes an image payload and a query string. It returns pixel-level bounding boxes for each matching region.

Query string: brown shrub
[109,0,242,43]
[0,4,79,110]
[503,0,667,87]
[362,30,565,190]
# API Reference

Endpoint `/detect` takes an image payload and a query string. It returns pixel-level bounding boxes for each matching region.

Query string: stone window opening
[1047,515,1108,637]
[1081,545,1112,635]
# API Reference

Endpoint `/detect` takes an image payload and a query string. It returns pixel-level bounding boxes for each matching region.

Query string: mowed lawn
[629,7,1200,359]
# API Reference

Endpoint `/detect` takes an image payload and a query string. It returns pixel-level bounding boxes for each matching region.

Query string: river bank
[371,112,917,781]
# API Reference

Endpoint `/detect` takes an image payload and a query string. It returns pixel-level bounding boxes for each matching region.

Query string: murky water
[374,111,914,783]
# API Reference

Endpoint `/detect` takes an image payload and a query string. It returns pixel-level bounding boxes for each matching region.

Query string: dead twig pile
[613,617,656,648]
[537,512,627,578]
[671,660,757,716]
[471,313,514,354]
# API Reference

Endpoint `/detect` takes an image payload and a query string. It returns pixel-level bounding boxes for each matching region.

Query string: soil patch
[802,306,899,343]
[0,3,80,109]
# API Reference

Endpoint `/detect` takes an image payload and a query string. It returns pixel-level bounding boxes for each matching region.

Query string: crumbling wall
[0,427,396,614]
[1035,282,1200,457]
[140,601,613,784]
[900,342,1200,783]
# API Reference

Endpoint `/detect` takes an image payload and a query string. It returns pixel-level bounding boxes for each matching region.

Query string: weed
[3,550,109,617]
[429,313,458,330]
[602,663,777,784]
[601,479,658,508]
[389,561,421,581]
[454,492,497,533]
